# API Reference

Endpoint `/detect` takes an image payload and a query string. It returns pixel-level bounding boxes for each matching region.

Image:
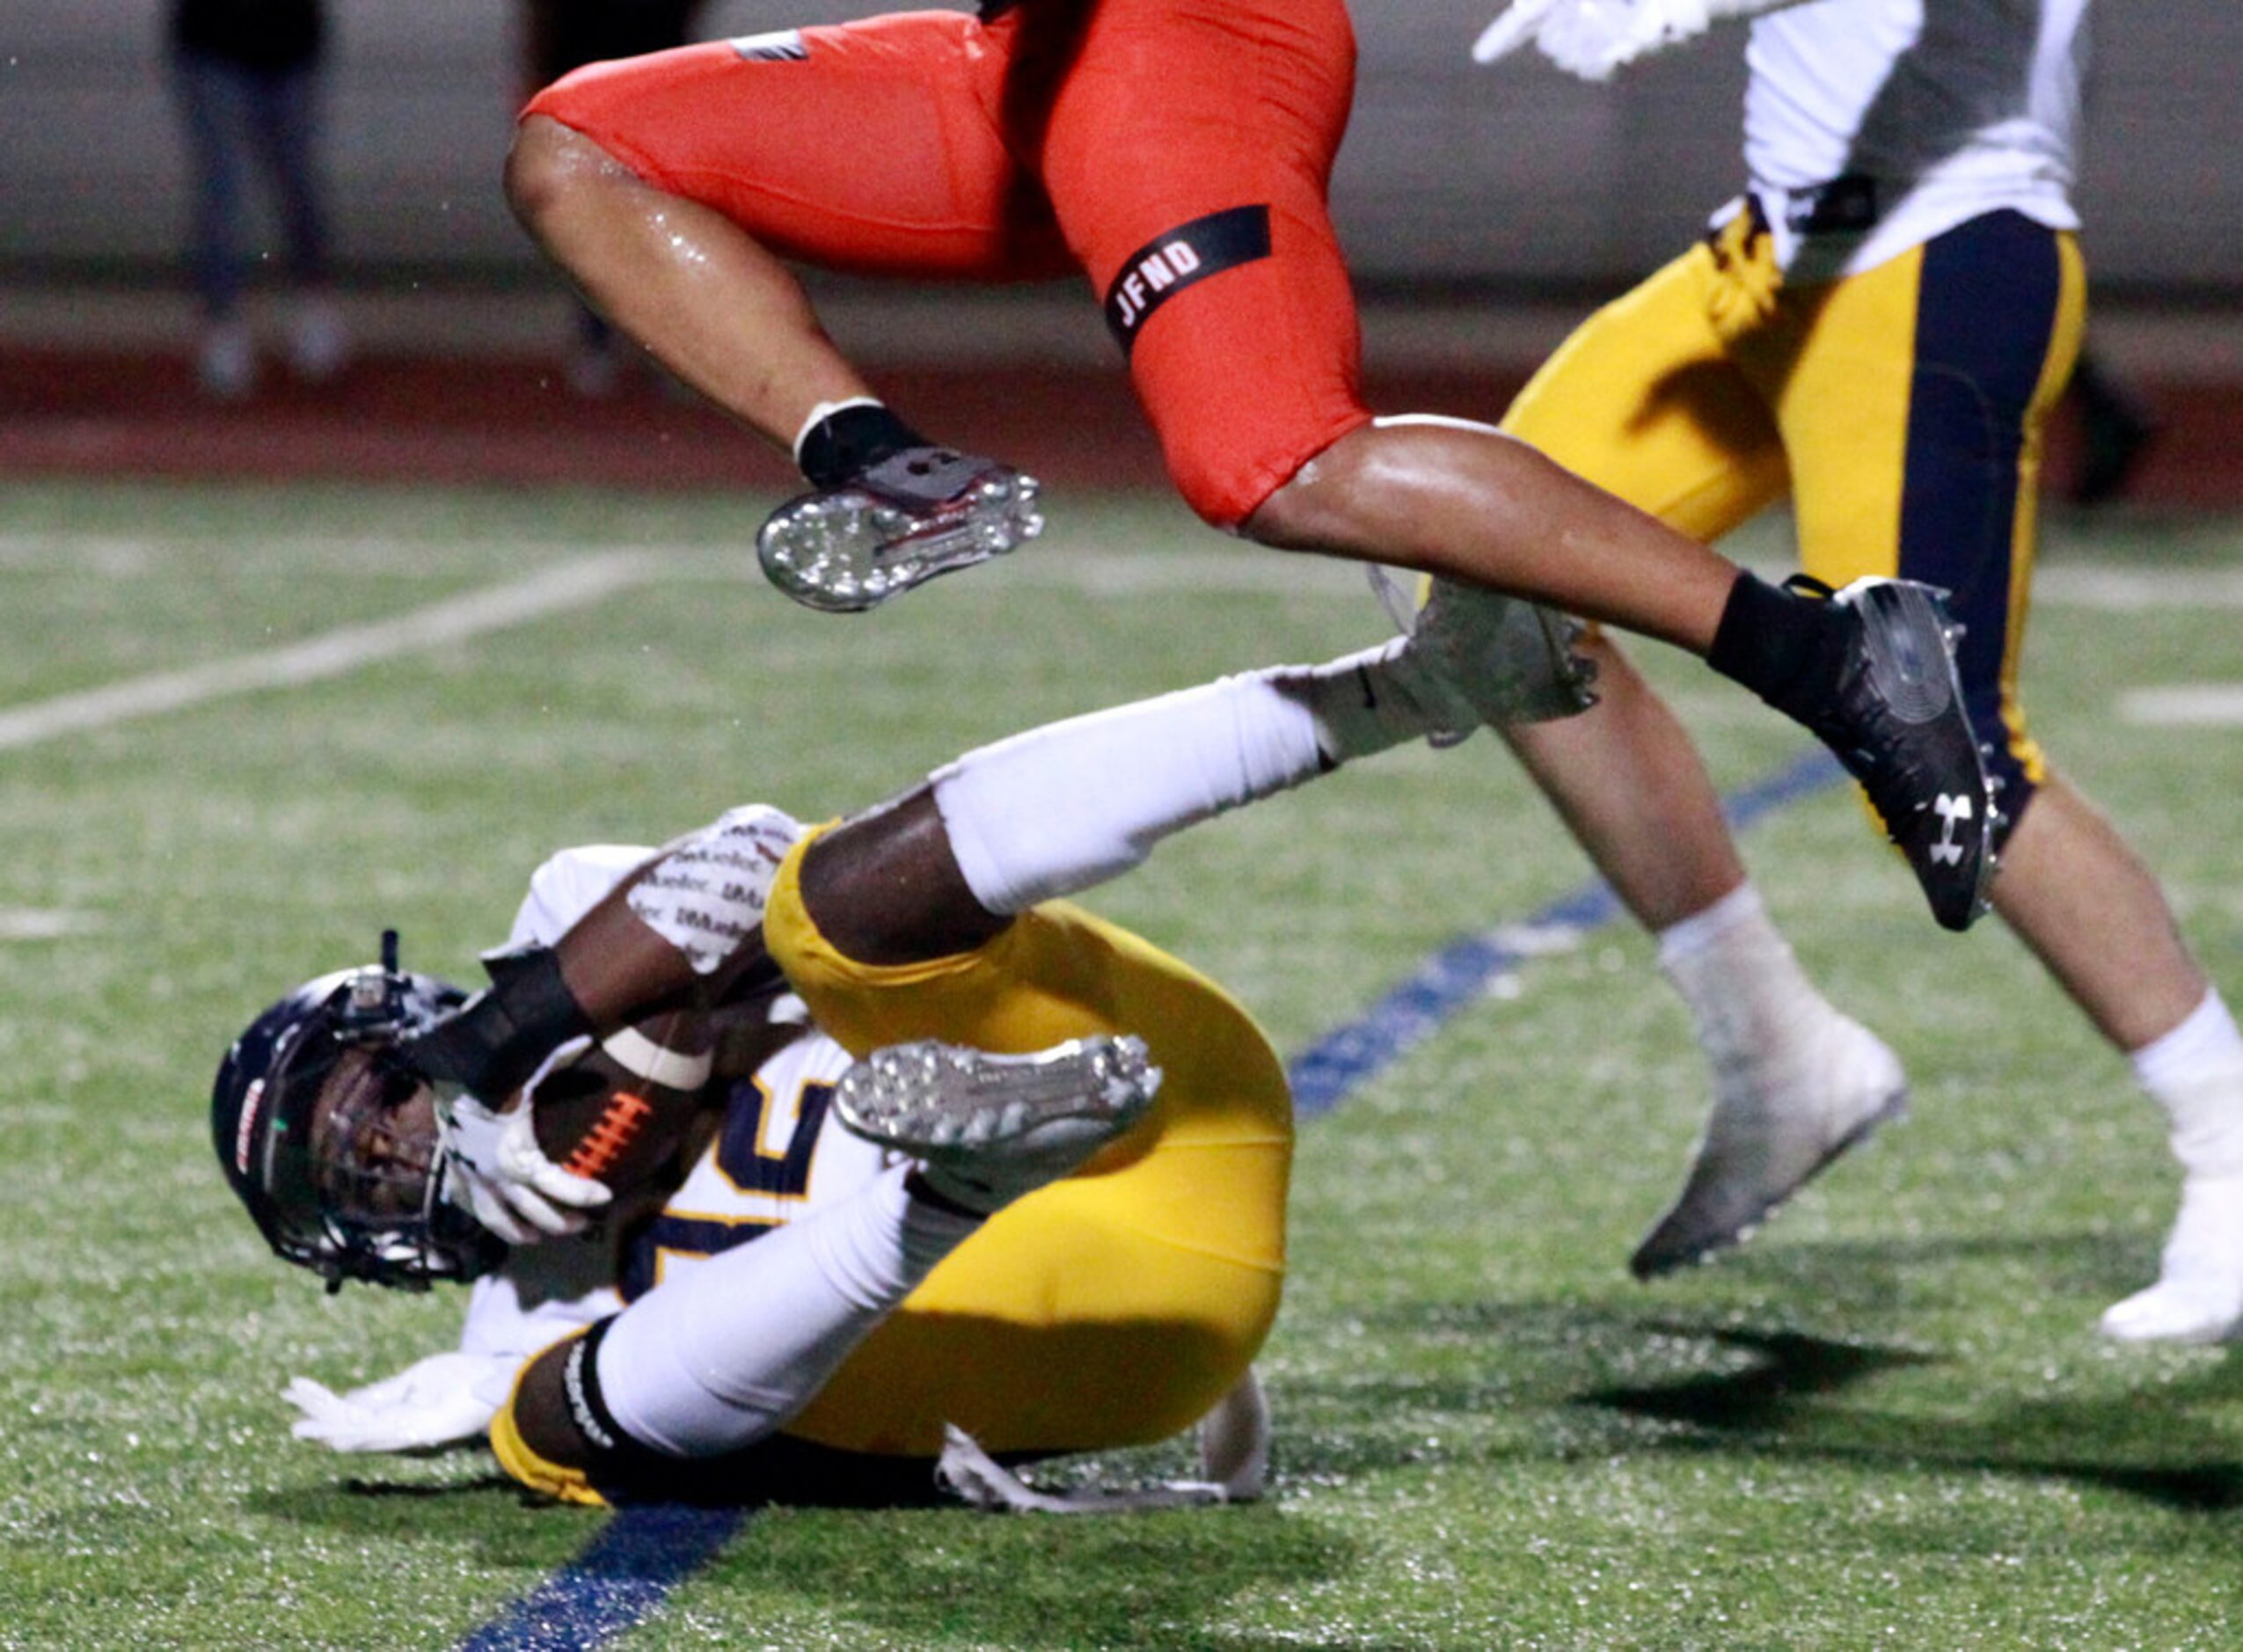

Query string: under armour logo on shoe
[1930,793,1976,866]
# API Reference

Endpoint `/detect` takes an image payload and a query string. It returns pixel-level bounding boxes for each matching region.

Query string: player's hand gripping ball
[524,1012,715,1205]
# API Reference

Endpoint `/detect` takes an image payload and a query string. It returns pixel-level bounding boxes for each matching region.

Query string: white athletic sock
[595,1165,977,1457]
[2130,989,2243,1177]
[1655,881,1764,965]
[1655,884,1826,1070]
[932,644,1452,915]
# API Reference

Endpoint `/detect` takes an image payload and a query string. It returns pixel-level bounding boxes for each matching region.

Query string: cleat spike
[833,1034,1161,1214]
[758,447,1044,613]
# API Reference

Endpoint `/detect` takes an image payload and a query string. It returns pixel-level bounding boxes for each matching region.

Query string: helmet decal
[233,1076,267,1178]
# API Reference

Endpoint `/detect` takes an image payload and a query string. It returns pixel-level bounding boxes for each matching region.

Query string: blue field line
[451,744,1844,1652]
[1292,745,1843,1115]
[457,1504,749,1652]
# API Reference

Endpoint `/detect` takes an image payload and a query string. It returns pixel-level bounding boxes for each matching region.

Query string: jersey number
[619,1078,835,1299]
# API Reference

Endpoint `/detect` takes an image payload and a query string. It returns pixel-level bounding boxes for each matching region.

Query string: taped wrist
[400,944,592,1101]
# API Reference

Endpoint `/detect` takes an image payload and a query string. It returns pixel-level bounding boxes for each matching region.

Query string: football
[528,1012,715,1202]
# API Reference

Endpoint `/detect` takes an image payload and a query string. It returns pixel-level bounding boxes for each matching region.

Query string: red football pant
[526,0,1372,526]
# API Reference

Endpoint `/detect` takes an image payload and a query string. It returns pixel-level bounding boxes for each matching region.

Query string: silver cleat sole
[833,1034,1161,1170]
[757,466,1043,614]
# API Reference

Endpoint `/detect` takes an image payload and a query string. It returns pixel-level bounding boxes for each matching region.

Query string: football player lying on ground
[215,604,1563,1509]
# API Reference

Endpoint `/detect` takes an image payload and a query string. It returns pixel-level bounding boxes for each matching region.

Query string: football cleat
[1791,576,1996,932]
[2099,1169,2243,1344]
[1415,575,1600,728]
[756,446,1043,613]
[1631,1012,1908,1278]
[1370,569,1598,737]
[834,1034,1160,1213]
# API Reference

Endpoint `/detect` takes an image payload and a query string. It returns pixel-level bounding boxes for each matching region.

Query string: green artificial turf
[1,479,2239,1648]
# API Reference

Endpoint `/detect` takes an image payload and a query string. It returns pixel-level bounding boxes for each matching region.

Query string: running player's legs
[1017,0,1368,524]
[763,830,1290,1455]
[525,22,1070,279]
[1766,215,2085,802]
[1494,235,1790,931]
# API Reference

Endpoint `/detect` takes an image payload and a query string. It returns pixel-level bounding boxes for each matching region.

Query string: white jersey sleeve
[503,843,661,951]
[1739,0,2086,277]
[1472,0,1810,80]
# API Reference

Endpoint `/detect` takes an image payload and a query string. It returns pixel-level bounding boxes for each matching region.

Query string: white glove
[1471,0,1574,68]
[284,1350,515,1453]
[442,1092,611,1244]
[1474,0,1782,80]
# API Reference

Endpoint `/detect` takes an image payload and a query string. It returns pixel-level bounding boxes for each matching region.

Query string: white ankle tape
[2133,991,2243,1174]
[2132,989,2243,1095]
[1287,638,1464,762]
[1655,882,1767,966]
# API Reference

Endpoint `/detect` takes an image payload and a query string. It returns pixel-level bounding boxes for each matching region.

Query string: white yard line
[2032,566,2243,610]
[2120,686,2243,727]
[0,552,661,753]
[0,909,105,939]
[1,537,2240,753]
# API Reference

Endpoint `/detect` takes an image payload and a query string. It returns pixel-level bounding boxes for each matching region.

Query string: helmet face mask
[214,952,500,1291]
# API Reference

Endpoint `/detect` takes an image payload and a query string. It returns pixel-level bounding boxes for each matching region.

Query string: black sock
[1705,571,1839,719]
[902,1168,989,1223]
[796,403,931,488]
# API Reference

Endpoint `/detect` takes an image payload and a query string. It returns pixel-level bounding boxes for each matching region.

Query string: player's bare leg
[1502,634,1908,1276]
[1249,417,1738,650]
[506,116,1041,612]
[1249,418,1997,932]
[795,791,1008,969]
[506,116,862,444]
[1989,773,2243,1342]
[1501,634,1748,929]
[1991,773,2206,1049]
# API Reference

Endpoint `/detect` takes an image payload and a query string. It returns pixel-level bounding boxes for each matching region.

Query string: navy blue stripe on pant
[1895,209,2065,835]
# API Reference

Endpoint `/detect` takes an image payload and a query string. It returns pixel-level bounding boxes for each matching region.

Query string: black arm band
[562,1318,679,1486]
[398,943,594,1100]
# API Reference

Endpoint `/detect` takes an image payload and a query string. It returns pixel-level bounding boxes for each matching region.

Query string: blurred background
[4,0,2240,501]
